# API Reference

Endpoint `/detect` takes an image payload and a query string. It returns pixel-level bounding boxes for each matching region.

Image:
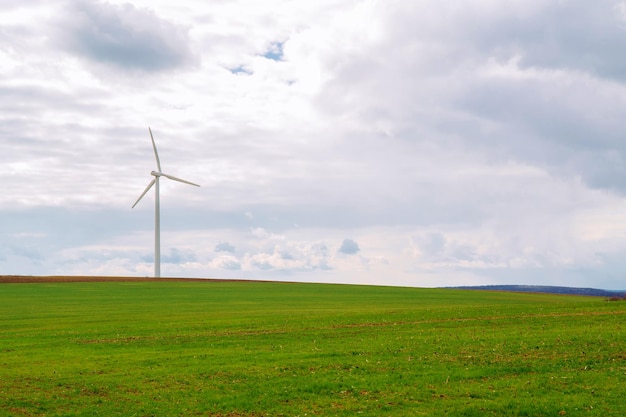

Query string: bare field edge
[0,275,266,284]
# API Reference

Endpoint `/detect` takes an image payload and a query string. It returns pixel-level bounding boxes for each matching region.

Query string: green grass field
[1,279,625,416]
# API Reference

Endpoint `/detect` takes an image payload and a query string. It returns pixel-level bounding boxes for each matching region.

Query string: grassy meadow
[0,279,625,416]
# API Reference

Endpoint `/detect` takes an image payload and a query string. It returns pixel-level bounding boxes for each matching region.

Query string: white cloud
[210,254,241,271]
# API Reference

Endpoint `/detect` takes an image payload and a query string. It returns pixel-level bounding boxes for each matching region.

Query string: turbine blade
[161,172,200,187]
[149,127,162,172]
[132,178,156,208]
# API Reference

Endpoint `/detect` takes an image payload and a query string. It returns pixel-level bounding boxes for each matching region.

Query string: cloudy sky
[2,0,626,289]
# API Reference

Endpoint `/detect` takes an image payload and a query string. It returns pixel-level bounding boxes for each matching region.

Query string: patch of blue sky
[228,65,253,75]
[263,42,284,61]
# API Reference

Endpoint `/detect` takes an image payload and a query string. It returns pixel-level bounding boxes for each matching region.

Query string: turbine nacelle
[150,170,200,187]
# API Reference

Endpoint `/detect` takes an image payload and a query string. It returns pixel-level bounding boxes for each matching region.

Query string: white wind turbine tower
[132,127,200,278]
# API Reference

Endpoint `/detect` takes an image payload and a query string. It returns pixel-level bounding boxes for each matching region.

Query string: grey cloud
[160,248,197,264]
[249,257,274,270]
[215,241,236,253]
[318,1,626,196]
[0,86,87,116]
[310,242,332,271]
[0,245,44,262]
[455,76,626,192]
[388,1,626,81]
[140,253,154,263]
[504,2,626,82]
[419,233,445,257]
[213,255,241,270]
[338,239,360,255]
[415,233,476,263]
[59,1,194,71]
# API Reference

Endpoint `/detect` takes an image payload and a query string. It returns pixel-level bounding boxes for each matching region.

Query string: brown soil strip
[0,275,248,284]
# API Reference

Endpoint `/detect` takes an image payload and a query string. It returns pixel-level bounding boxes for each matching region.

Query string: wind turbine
[132,127,200,278]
